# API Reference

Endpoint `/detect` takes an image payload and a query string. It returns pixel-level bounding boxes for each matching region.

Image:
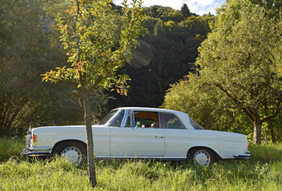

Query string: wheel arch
[51,139,87,154]
[187,146,222,161]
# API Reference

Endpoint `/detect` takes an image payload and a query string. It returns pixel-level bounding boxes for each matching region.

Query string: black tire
[53,141,87,165]
[189,148,215,167]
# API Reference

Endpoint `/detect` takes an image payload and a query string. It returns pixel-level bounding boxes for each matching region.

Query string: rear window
[159,113,186,129]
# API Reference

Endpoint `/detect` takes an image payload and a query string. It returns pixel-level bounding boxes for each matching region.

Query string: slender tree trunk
[264,127,268,144]
[270,128,276,144]
[81,87,97,187]
[253,119,262,144]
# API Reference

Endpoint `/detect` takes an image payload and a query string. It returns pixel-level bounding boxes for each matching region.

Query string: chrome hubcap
[193,150,211,166]
[62,146,82,164]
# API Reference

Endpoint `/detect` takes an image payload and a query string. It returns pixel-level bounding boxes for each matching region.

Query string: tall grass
[0,137,24,162]
[249,144,282,161]
[0,138,281,190]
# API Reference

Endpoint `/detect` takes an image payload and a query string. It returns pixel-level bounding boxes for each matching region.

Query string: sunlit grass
[249,143,282,162]
[0,138,281,190]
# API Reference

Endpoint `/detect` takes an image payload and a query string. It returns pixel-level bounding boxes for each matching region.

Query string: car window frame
[102,109,127,127]
[123,110,161,129]
[121,110,187,130]
[123,110,134,128]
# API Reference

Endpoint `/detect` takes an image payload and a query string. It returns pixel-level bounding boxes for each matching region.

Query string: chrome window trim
[121,109,129,127]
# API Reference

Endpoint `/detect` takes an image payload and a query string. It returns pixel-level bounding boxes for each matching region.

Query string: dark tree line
[109,5,214,108]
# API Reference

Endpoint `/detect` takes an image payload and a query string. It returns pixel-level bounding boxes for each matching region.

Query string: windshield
[190,119,205,130]
[98,109,125,127]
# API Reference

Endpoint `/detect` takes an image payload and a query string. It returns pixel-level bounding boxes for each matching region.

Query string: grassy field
[0,138,281,190]
[0,137,24,162]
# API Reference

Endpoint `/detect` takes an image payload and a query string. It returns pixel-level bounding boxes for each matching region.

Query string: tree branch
[262,91,281,122]
[215,83,257,122]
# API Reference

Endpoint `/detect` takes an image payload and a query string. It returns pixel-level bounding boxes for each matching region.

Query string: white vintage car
[21,107,251,166]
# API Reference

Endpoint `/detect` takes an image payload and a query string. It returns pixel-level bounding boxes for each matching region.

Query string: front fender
[187,144,223,159]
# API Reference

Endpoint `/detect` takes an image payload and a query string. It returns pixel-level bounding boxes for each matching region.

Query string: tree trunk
[253,119,262,144]
[264,127,268,144]
[270,126,276,144]
[81,87,97,187]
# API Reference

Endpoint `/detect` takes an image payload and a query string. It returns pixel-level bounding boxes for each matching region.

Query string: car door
[159,112,189,158]
[110,110,164,157]
[93,127,111,156]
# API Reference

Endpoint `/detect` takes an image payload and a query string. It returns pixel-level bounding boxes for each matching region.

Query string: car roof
[116,107,184,113]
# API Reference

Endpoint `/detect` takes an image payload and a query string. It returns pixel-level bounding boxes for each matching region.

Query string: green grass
[0,137,25,162]
[249,144,282,162]
[0,138,281,190]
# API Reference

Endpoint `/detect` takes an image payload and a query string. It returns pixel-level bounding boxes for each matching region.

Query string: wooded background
[0,0,281,144]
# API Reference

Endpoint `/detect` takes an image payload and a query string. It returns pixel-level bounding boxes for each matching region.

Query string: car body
[21,107,251,166]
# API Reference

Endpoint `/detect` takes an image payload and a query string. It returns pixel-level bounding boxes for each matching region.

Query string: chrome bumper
[233,151,251,159]
[21,147,52,157]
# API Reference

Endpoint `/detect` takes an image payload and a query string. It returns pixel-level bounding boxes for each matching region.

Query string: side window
[128,111,159,128]
[99,109,118,125]
[160,113,185,129]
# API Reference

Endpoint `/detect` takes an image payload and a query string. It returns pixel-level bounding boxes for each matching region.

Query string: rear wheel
[53,141,87,165]
[189,148,215,167]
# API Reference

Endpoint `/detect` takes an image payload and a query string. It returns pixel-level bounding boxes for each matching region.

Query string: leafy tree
[195,0,281,144]
[180,3,191,18]
[108,5,213,109]
[147,5,160,18]
[0,0,212,137]
[0,0,44,136]
[0,0,71,136]
[42,0,144,187]
[144,6,183,22]
[0,0,106,137]
[249,0,281,10]
[163,0,281,144]
[114,15,212,108]
[163,74,253,136]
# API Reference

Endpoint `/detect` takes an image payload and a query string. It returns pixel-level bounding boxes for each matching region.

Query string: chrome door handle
[155,135,164,138]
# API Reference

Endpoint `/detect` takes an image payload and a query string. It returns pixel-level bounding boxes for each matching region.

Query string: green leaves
[197,0,281,143]
[42,0,145,95]
[164,0,281,143]
[41,66,78,83]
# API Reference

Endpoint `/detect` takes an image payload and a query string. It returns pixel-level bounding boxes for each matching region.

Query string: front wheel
[189,148,215,167]
[53,141,87,165]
